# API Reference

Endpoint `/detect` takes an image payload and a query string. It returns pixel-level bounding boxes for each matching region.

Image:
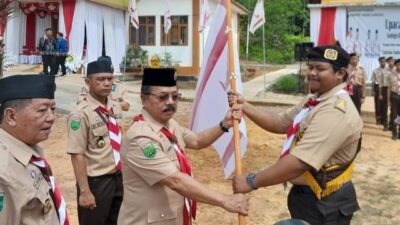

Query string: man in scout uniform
[77,56,130,111]
[118,68,249,225]
[0,75,69,225]
[371,57,386,124]
[67,59,123,225]
[385,56,396,131]
[345,53,367,113]
[379,57,392,131]
[388,59,400,140]
[229,45,362,225]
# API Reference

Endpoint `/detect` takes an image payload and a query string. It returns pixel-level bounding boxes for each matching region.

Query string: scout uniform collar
[317,83,347,101]
[0,128,41,166]
[86,92,115,112]
[141,109,171,132]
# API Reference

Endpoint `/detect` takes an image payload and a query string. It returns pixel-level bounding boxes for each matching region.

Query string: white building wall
[124,0,242,68]
[134,0,193,67]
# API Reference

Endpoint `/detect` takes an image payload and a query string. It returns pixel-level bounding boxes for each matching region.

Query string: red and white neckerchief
[133,115,196,225]
[280,89,348,159]
[345,70,356,95]
[97,106,122,170]
[30,156,69,225]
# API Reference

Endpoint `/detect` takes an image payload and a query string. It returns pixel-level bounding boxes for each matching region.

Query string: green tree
[237,0,310,64]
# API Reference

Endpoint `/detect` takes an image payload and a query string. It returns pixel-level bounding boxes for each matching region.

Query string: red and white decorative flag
[30,156,69,225]
[129,0,139,30]
[249,0,265,34]
[164,0,172,34]
[190,0,247,178]
[199,0,212,32]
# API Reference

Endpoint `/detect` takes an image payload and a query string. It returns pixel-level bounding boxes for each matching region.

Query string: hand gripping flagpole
[225,0,246,224]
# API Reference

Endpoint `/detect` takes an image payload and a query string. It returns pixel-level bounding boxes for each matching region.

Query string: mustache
[163,105,176,112]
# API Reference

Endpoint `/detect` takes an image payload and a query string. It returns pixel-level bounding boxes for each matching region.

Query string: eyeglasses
[147,92,182,102]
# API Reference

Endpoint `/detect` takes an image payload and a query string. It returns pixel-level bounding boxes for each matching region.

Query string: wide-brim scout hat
[0,75,56,103]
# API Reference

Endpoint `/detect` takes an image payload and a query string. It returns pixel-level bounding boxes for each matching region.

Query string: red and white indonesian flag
[249,0,265,34]
[190,0,247,178]
[129,0,139,30]
[199,0,212,32]
[164,0,172,34]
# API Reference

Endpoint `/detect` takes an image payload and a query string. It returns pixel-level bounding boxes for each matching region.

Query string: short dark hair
[378,56,386,61]
[141,85,152,95]
[387,56,394,61]
[57,32,64,37]
[45,28,53,32]
[0,99,31,123]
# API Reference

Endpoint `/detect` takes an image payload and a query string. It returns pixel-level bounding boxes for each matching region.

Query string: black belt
[391,92,400,96]
[292,185,314,195]
[88,171,121,179]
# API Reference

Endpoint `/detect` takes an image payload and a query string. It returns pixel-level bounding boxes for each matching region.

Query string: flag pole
[225,0,246,224]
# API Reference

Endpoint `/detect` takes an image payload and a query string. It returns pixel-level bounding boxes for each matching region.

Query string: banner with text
[347,6,400,81]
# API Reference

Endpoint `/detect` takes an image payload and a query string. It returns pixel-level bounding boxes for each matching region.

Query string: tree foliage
[237,0,310,64]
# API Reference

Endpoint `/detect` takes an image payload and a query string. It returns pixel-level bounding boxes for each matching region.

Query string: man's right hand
[79,190,96,209]
[220,193,249,215]
[379,95,383,101]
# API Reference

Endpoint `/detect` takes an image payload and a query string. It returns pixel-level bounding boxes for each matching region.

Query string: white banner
[347,6,400,81]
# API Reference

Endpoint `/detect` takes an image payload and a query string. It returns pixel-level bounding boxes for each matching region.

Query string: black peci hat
[142,68,177,87]
[87,60,114,76]
[0,75,56,103]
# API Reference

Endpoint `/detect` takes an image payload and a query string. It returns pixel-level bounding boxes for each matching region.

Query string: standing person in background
[67,59,124,225]
[346,53,367,113]
[55,32,68,76]
[38,28,56,76]
[388,59,400,141]
[379,57,392,131]
[385,57,396,131]
[371,57,386,124]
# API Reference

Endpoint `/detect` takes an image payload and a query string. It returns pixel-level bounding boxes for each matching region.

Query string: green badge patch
[0,193,4,212]
[70,115,81,131]
[142,143,156,158]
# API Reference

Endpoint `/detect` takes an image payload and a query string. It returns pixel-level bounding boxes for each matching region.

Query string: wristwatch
[219,121,230,132]
[246,172,258,190]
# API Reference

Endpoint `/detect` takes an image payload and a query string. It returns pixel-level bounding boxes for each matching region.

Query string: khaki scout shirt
[66,93,123,177]
[278,84,363,185]
[371,67,385,85]
[380,67,395,87]
[0,129,59,225]
[77,81,128,104]
[389,70,400,94]
[347,65,367,97]
[118,109,196,225]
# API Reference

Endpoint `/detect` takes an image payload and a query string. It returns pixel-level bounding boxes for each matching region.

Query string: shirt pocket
[147,207,180,224]
[90,125,109,149]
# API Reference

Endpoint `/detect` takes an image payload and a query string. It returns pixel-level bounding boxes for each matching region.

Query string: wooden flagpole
[225,0,246,224]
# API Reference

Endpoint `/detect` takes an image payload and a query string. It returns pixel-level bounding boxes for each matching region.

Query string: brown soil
[42,102,400,225]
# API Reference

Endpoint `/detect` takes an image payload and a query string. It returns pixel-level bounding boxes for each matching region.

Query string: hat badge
[324,49,338,61]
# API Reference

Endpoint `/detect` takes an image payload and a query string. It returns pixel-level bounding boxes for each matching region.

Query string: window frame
[160,15,189,46]
[129,16,156,46]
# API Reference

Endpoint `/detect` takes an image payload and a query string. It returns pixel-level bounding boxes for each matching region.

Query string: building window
[129,16,156,46]
[161,16,188,46]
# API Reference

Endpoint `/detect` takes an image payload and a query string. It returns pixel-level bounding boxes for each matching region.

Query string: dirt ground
[42,102,400,225]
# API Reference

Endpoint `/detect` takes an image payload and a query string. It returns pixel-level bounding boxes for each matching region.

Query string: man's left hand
[361,98,365,104]
[222,105,242,128]
[232,173,253,194]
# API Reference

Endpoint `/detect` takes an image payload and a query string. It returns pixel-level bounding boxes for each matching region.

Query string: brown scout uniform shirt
[77,81,128,104]
[0,129,59,225]
[381,67,395,88]
[278,84,363,185]
[371,67,385,86]
[118,109,196,225]
[389,70,400,94]
[66,93,123,177]
[347,65,367,97]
